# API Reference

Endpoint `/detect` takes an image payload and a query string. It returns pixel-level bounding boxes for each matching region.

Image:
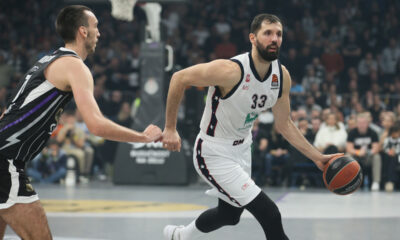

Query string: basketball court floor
[4,182,400,240]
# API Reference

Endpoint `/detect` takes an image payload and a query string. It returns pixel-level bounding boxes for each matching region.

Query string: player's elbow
[171,70,189,88]
[86,117,106,137]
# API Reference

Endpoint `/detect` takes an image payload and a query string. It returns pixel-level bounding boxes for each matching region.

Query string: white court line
[4,236,107,240]
[45,192,400,219]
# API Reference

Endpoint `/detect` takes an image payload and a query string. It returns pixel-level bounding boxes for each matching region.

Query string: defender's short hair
[250,14,282,34]
[56,5,93,43]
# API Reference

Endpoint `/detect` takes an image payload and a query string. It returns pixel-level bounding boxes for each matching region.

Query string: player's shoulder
[205,59,242,76]
[51,56,88,73]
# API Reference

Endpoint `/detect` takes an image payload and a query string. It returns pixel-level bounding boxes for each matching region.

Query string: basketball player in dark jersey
[0,5,162,239]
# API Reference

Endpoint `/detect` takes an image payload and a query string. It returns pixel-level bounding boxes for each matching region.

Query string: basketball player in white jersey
[162,14,342,240]
[0,6,161,239]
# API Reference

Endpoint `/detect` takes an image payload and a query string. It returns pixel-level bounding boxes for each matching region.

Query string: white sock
[178,220,206,240]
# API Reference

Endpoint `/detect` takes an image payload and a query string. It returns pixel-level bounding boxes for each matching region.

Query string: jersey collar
[248,52,272,82]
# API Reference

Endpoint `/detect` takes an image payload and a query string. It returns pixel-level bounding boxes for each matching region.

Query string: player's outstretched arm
[62,57,161,143]
[163,60,241,151]
[272,65,342,170]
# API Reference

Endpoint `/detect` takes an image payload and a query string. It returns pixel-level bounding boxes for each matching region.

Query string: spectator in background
[380,38,400,83]
[27,140,67,184]
[290,78,305,107]
[314,113,347,153]
[282,48,303,79]
[311,117,322,138]
[214,14,231,36]
[342,29,362,69]
[308,57,326,81]
[265,125,290,186]
[368,94,386,125]
[251,119,269,186]
[192,21,210,47]
[0,54,15,88]
[100,101,134,179]
[346,114,357,132]
[0,87,8,110]
[288,117,321,187]
[214,33,237,59]
[321,43,344,77]
[381,123,400,192]
[302,67,323,93]
[360,29,379,54]
[56,109,93,183]
[379,111,396,150]
[346,112,382,191]
[103,90,123,118]
[358,52,378,79]
[75,110,102,175]
[300,95,322,118]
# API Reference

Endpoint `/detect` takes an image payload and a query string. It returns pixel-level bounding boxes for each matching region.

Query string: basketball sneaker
[371,182,380,191]
[163,225,184,240]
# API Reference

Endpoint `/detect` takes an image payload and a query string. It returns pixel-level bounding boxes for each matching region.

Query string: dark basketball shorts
[0,155,38,209]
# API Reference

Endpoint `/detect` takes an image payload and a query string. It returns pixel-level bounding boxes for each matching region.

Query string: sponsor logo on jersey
[271,74,279,87]
[245,74,251,82]
[245,112,258,125]
[238,112,259,130]
[242,85,249,90]
[38,55,56,63]
[233,139,244,146]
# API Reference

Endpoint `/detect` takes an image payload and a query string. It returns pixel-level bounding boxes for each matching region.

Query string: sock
[177,220,206,240]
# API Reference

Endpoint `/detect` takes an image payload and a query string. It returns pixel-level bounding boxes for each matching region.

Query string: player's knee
[229,214,241,225]
[219,211,241,226]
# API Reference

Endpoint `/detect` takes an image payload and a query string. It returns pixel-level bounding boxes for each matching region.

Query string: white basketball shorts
[193,132,261,207]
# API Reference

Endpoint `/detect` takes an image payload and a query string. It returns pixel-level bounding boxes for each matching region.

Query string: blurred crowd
[0,0,400,190]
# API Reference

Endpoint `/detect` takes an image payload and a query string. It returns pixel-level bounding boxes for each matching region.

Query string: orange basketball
[323,155,363,195]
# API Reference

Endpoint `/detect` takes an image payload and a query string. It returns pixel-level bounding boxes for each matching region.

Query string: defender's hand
[162,128,181,152]
[142,124,162,143]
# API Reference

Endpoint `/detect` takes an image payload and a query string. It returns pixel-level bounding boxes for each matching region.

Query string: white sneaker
[163,225,184,240]
[371,182,380,191]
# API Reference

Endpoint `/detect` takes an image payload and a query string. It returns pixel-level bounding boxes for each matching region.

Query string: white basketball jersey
[199,52,283,140]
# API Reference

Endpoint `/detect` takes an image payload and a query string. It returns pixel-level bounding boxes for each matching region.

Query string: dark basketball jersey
[0,47,77,164]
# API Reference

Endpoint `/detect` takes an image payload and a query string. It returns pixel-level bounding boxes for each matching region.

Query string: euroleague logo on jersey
[271,74,278,86]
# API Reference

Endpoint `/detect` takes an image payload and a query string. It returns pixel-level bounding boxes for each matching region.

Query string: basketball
[323,155,363,195]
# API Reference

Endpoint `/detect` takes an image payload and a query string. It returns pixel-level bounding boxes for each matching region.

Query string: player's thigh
[0,216,6,239]
[0,200,52,240]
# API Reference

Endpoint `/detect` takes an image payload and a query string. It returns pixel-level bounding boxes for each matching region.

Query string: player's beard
[256,39,280,62]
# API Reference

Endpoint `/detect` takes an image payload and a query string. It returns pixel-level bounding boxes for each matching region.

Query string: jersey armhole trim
[278,60,283,98]
[220,59,244,100]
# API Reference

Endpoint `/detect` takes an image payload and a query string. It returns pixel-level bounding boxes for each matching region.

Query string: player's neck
[251,48,271,78]
[64,43,88,60]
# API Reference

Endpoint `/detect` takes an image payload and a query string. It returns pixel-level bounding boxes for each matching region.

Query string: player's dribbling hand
[142,124,163,142]
[162,128,181,152]
[315,153,344,171]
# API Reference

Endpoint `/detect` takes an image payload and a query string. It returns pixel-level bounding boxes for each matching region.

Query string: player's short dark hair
[250,14,282,34]
[56,5,93,43]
